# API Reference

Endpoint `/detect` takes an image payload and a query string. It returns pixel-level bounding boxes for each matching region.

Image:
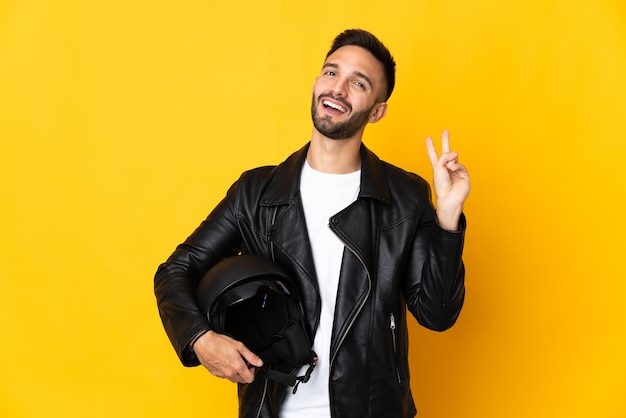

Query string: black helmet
[195,254,316,389]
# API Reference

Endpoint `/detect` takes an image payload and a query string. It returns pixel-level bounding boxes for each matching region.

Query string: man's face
[311,45,387,140]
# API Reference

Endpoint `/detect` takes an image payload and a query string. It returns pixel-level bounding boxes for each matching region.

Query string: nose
[329,76,348,97]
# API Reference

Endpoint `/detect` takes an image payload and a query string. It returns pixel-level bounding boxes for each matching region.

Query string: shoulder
[238,144,308,185]
[229,165,279,199]
[229,145,308,205]
[380,159,432,200]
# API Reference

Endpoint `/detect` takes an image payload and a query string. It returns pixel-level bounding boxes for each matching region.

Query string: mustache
[318,93,352,112]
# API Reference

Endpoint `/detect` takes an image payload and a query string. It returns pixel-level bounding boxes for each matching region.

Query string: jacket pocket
[389,312,402,384]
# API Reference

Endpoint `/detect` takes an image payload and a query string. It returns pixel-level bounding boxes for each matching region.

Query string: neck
[306,132,362,174]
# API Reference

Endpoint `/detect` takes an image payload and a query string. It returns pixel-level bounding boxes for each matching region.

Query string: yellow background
[1,1,625,417]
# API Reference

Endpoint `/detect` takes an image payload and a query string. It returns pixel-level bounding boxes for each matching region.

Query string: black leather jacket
[155,143,466,418]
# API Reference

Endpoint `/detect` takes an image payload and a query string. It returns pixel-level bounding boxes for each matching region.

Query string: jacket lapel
[328,145,389,353]
[260,144,320,336]
[259,143,391,346]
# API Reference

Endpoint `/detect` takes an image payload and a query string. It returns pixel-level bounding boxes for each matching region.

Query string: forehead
[323,45,385,83]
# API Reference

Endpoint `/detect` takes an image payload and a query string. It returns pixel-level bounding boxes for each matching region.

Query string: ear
[368,102,388,123]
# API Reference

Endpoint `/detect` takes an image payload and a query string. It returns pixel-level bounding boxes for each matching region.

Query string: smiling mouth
[322,99,348,113]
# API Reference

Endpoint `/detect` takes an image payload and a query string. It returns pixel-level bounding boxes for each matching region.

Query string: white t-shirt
[279,160,361,418]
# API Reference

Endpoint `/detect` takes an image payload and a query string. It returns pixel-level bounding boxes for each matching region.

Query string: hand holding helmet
[192,330,263,384]
[194,254,316,389]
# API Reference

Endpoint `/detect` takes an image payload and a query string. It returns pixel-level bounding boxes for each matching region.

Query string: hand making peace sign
[426,130,470,231]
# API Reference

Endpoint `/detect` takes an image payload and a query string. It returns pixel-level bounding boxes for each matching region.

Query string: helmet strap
[261,351,318,393]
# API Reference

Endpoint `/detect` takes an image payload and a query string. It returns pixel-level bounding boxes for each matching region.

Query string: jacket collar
[261,142,391,206]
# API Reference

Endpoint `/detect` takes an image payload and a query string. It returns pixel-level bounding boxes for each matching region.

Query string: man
[155,29,470,418]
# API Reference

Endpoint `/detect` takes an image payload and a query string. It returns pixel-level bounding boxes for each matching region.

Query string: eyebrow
[322,62,374,89]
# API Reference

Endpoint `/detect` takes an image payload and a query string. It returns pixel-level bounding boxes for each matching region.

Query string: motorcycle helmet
[195,254,316,388]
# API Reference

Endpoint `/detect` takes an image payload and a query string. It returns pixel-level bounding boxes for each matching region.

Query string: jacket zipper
[257,206,274,418]
[329,243,371,370]
[253,378,269,418]
[390,313,402,384]
[269,207,278,261]
[327,244,371,418]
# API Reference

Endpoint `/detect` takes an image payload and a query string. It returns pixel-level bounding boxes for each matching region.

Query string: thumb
[240,346,264,368]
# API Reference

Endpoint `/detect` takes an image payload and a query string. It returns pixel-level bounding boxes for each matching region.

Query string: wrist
[435,206,463,231]
[189,329,210,353]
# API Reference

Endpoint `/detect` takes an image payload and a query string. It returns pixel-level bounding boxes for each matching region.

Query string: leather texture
[154,142,466,418]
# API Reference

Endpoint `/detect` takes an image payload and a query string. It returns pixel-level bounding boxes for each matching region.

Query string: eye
[354,81,366,90]
[324,70,336,77]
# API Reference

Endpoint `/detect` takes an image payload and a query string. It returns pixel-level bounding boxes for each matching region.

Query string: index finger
[234,346,262,384]
[425,136,439,167]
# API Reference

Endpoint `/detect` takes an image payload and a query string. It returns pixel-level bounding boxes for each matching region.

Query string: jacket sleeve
[404,203,466,332]
[154,180,243,366]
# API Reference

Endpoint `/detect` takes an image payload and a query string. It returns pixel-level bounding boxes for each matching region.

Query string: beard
[311,93,372,140]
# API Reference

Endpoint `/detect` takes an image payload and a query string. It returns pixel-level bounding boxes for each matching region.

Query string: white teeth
[323,100,346,113]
